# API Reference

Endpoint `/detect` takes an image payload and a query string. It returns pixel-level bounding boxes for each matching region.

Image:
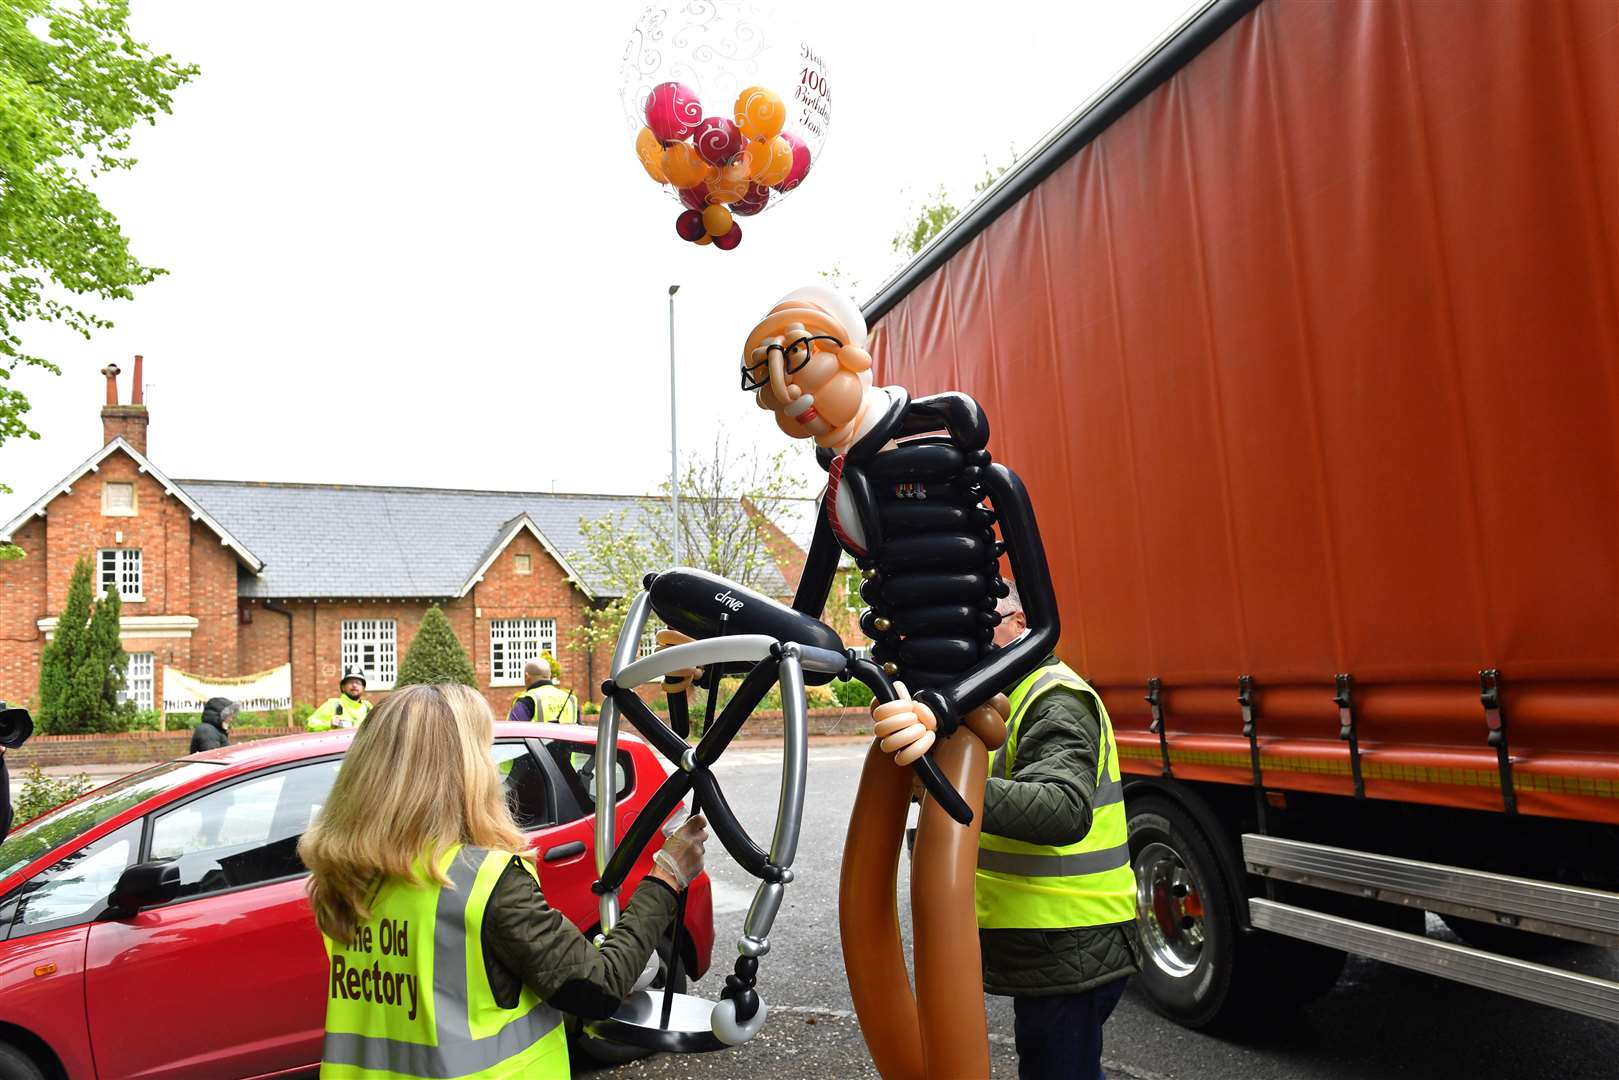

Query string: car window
[540,740,634,822]
[147,759,342,901]
[495,742,553,829]
[0,762,218,880]
[10,820,141,933]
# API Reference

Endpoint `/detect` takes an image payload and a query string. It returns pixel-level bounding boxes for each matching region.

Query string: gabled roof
[174,479,801,601]
[0,439,264,572]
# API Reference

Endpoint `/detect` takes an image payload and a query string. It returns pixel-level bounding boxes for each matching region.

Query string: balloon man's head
[741,285,876,450]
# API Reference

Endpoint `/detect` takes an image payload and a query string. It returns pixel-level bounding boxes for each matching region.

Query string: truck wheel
[0,1042,46,1080]
[1128,796,1262,1030]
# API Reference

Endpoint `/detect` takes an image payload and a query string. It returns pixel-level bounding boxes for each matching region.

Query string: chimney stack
[132,354,144,405]
[101,355,150,456]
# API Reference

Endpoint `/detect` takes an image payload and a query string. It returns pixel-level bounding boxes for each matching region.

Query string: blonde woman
[299,683,707,1079]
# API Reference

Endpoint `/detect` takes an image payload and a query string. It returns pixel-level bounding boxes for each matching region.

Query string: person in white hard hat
[306,667,373,731]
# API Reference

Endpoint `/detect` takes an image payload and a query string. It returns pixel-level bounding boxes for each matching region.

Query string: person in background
[190,697,237,753]
[507,658,578,724]
[306,668,372,731]
[299,683,707,1077]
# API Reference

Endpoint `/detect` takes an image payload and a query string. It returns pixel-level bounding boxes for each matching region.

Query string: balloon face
[731,183,770,216]
[693,116,745,167]
[755,136,794,187]
[662,141,709,188]
[774,131,812,192]
[676,209,706,242]
[635,127,667,183]
[734,86,786,141]
[678,182,711,211]
[714,223,743,250]
[644,81,702,143]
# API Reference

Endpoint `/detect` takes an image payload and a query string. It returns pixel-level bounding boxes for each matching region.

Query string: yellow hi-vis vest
[307,696,371,732]
[976,661,1137,931]
[321,846,567,1079]
[515,684,578,725]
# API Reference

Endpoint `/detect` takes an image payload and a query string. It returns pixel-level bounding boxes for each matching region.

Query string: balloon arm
[912,462,1061,732]
[790,509,842,617]
[896,391,990,451]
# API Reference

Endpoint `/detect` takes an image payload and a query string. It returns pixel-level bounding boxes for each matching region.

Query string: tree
[0,1,198,491]
[36,556,125,732]
[891,152,1019,258]
[572,436,802,657]
[396,605,477,688]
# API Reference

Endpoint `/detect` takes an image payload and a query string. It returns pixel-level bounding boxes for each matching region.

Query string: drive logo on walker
[329,918,420,1020]
[714,589,746,613]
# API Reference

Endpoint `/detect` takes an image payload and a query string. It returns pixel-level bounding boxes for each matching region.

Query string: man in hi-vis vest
[977,582,1138,1080]
[505,659,577,725]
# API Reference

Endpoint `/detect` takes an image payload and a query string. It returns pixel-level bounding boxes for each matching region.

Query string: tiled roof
[174,479,804,600]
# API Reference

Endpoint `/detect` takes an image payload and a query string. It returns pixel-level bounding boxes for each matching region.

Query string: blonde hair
[298,683,528,944]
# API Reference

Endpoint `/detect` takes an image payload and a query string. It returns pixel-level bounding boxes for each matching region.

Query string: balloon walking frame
[584,572,962,1053]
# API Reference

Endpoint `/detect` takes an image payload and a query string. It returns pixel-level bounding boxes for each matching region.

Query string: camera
[0,701,33,750]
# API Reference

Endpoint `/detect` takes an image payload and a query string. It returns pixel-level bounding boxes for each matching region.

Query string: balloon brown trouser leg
[839,725,992,1079]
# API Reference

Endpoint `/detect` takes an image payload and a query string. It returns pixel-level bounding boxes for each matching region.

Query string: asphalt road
[594,742,1619,1080]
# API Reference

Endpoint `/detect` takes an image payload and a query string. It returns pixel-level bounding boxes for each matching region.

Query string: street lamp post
[668,285,681,567]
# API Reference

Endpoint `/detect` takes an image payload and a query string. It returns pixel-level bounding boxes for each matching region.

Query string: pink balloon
[675,209,705,242]
[693,116,745,167]
[773,131,812,192]
[678,182,710,211]
[731,183,770,217]
[714,222,743,251]
[645,82,702,143]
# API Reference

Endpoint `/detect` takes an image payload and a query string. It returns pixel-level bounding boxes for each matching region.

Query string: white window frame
[637,620,663,660]
[118,652,155,710]
[342,619,398,690]
[101,481,136,517]
[98,548,143,601]
[513,553,532,576]
[489,618,556,687]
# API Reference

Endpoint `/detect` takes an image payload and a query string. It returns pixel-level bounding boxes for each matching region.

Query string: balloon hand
[871,681,938,767]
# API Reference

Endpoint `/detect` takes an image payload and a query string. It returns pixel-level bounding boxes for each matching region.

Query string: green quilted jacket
[979,659,1140,997]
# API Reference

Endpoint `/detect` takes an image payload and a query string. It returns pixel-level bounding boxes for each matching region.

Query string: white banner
[162,663,292,713]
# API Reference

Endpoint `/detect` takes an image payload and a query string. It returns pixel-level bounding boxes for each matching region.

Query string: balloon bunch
[634,82,813,252]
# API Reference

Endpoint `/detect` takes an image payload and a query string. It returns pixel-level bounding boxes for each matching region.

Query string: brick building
[0,361,815,718]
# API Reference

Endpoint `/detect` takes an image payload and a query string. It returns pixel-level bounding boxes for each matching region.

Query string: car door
[84,758,342,1080]
[531,736,643,930]
[0,820,142,1080]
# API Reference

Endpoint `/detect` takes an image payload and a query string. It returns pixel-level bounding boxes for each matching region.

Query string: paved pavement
[594,743,1619,1080]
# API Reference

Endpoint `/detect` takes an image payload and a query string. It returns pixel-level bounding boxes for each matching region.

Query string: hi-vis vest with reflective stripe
[977,661,1137,931]
[515,684,578,725]
[321,846,566,1079]
[307,696,371,732]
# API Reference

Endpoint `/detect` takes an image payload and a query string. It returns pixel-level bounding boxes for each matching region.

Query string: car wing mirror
[105,860,181,918]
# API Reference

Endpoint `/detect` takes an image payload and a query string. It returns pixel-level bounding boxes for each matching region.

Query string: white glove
[652,813,708,890]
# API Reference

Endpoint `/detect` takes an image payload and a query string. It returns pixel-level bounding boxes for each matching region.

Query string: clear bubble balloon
[620,1,830,226]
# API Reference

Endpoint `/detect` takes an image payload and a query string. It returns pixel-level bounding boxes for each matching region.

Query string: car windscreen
[0,761,220,880]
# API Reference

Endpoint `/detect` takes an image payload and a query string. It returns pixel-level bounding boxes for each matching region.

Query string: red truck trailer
[867,0,1618,1028]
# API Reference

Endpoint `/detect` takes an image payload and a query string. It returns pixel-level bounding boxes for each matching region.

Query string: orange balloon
[703,204,734,237]
[709,160,751,204]
[635,127,668,184]
[696,233,713,246]
[756,136,793,188]
[734,85,786,141]
[662,141,708,189]
[744,139,773,181]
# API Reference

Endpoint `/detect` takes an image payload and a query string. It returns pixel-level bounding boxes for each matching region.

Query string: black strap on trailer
[1480,668,1517,816]
[1239,675,1269,833]
[1146,677,1171,777]
[1335,673,1365,799]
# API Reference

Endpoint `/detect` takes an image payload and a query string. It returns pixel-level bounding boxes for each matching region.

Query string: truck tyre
[1127,795,1267,1030]
[0,1042,46,1080]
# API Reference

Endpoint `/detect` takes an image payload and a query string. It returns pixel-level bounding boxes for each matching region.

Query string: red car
[0,722,713,1080]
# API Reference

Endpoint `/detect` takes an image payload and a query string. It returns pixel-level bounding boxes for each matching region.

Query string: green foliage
[396,605,477,688]
[0,543,25,560]
[832,679,875,708]
[36,557,126,733]
[539,649,562,684]
[572,437,801,659]
[891,153,1019,258]
[13,765,94,825]
[293,702,316,727]
[0,0,198,491]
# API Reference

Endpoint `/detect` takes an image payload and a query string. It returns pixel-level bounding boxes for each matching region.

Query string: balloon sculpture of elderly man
[739,284,1063,1078]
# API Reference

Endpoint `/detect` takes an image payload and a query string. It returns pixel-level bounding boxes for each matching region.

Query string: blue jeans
[1011,977,1128,1080]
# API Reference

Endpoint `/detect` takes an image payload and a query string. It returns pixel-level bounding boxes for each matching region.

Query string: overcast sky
[1,0,1193,524]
